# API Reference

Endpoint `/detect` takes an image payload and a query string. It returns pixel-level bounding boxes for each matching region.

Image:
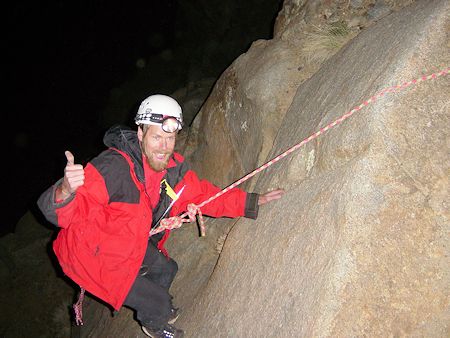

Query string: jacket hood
[103,124,144,182]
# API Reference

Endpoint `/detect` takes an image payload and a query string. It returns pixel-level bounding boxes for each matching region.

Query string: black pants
[123,240,178,329]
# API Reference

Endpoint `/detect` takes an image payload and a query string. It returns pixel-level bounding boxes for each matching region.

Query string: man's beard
[147,154,170,172]
[142,144,171,172]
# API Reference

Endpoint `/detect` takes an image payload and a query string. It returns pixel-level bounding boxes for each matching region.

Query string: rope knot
[160,216,184,231]
[149,203,206,237]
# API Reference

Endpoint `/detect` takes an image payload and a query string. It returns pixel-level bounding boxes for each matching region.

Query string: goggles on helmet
[135,112,183,133]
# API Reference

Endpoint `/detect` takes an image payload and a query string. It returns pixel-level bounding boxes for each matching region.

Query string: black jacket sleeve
[244,193,259,219]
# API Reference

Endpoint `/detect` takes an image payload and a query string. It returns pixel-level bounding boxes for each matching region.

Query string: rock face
[0,212,74,337]
[9,1,447,337]
[172,1,449,337]
[184,0,416,188]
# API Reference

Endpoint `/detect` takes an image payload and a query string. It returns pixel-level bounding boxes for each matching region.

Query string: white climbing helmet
[135,94,183,132]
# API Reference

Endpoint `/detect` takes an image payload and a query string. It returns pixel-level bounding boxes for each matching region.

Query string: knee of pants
[152,254,178,276]
[156,258,178,287]
[166,258,178,277]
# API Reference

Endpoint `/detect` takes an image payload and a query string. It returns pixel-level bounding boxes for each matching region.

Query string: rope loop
[187,203,206,236]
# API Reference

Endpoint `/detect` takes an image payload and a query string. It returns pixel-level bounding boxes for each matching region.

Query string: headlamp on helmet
[135,94,183,133]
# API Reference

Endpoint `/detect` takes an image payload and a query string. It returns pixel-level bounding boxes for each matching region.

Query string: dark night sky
[5,1,178,234]
[5,0,280,235]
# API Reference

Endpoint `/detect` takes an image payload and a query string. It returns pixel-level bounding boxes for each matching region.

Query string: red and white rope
[151,67,449,237]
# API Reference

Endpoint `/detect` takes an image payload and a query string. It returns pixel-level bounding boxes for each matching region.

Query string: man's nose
[160,138,168,150]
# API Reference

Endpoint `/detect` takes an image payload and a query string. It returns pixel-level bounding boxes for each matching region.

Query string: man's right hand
[56,150,85,201]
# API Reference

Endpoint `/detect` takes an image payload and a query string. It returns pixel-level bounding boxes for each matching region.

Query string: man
[38,94,284,337]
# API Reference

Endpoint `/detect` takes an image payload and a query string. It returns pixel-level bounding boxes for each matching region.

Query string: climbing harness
[150,67,449,237]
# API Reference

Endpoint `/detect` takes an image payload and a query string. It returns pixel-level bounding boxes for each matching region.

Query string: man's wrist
[244,193,259,219]
[55,185,71,202]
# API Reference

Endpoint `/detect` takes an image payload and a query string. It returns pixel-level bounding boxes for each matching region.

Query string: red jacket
[37,126,259,310]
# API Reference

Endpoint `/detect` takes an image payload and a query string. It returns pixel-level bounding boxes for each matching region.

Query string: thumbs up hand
[65,150,75,166]
[58,150,85,200]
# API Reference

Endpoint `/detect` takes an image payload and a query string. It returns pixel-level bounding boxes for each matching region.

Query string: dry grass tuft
[302,21,357,63]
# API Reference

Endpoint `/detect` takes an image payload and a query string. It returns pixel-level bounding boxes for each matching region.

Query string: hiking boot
[142,323,184,338]
[168,308,180,324]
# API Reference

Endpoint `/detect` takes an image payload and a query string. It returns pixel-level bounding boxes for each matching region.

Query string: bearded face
[138,125,177,172]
